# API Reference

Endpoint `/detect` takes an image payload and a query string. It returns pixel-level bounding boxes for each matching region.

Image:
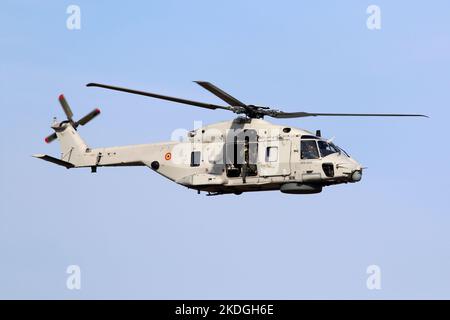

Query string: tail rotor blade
[77,108,101,126]
[44,132,57,143]
[44,95,100,144]
[58,94,74,121]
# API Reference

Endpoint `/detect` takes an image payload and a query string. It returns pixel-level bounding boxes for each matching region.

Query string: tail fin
[33,122,88,168]
[54,122,89,163]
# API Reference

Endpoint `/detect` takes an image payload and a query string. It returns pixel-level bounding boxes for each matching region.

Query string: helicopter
[33,81,427,195]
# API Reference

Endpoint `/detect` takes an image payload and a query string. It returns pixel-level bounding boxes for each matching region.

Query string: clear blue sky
[1,1,449,299]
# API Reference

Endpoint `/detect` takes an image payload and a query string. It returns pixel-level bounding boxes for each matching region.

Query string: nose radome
[351,170,362,182]
[348,157,363,182]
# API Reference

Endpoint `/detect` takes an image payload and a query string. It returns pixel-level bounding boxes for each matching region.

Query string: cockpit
[300,136,349,159]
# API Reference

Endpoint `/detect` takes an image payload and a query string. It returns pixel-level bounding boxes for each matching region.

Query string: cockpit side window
[317,141,338,157]
[301,140,319,159]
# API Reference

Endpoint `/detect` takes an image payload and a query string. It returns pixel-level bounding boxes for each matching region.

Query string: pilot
[302,142,318,159]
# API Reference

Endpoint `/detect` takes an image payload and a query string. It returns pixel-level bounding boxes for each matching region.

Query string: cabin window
[301,140,319,159]
[191,151,201,167]
[266,146,278,162]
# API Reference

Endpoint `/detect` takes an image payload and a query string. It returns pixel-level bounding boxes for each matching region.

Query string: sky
[1,0,449,299]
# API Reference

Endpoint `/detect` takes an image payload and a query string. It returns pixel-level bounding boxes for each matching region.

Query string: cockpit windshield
[301,136,350,159]
[317,141,339,157]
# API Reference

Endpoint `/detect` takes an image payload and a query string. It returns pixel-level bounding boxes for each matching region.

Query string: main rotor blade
[194,81,248,108]
[86,83,233,112]
[270,111,429,119]
[58,94,73,121]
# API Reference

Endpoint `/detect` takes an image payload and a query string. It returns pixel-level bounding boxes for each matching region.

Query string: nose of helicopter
[348,157,363,182]
[336,155,363,182]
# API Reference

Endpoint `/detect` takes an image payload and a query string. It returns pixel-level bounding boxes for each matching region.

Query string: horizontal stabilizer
[32,154,74,169]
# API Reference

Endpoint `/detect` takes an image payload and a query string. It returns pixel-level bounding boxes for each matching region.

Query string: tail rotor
[44,94,101,143]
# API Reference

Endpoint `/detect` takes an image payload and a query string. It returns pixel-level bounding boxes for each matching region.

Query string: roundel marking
[165,152,172,161]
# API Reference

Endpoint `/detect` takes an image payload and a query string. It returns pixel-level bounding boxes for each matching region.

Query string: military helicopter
[34,82,427,195]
